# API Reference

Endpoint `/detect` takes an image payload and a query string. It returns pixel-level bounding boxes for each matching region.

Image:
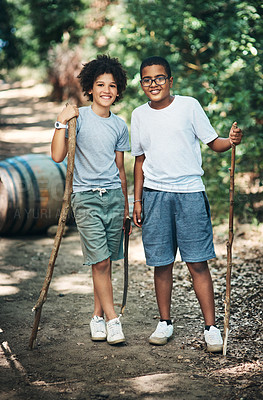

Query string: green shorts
[71,188,125,265]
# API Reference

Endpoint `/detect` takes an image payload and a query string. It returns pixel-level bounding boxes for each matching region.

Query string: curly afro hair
[78,54,127,103]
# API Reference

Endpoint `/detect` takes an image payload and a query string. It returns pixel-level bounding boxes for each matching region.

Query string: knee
[93,258,110,274]
[154,263,173,278]
[187,261,208,275]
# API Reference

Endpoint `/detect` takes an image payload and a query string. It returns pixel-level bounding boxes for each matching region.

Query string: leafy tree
[1,0,89,71]
[0,0,24,69]
[113,0,263,221]
[27,0,86,60]
[1,0,262,220]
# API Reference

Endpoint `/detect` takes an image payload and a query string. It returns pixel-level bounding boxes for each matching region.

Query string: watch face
[55,121,67,129]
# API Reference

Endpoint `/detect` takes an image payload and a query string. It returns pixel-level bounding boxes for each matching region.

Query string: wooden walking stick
[29,114,76,349]
[223,142,236,356]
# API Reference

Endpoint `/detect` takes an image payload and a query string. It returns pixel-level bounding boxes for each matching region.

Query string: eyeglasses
[140,76,169,87]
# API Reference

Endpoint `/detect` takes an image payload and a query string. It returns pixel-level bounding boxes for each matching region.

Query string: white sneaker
[149,321,174,345]
[204,326,223,352]
[90,316,106,341]
[106,317,125,345]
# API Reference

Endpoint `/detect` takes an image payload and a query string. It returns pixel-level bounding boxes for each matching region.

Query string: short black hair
[78,54,127,102]
[140,56,171,78]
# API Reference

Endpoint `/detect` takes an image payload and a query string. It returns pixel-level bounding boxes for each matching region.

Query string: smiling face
[89,73,118,116]
[140,64,173,109]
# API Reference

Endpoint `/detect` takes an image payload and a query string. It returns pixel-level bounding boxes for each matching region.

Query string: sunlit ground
[51,274,93,295]
[0,270,37,296]
[1,335,262,395]
[0,82,62,153]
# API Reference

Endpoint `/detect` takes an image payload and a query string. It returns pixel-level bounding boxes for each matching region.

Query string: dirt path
[0,82,262,399]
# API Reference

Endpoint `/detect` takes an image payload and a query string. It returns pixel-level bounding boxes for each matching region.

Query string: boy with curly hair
[51,55,130,345]
[131,56,242,352]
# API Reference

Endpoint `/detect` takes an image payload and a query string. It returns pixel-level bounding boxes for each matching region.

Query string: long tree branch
[223,145,236,356]
[29,116,76,349]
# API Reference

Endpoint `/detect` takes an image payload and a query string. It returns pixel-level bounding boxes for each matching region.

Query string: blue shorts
[71,188,125,265]
[142,189,216,266]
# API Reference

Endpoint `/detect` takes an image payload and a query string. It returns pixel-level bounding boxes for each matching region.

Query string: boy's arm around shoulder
[51,104,79,163]
[207,122,243,153]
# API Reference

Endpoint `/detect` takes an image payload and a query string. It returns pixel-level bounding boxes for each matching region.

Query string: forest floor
[0,81,262,400]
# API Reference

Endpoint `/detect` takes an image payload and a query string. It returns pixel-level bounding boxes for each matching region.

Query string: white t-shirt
[131,95,218,192]
[66,106,130,192]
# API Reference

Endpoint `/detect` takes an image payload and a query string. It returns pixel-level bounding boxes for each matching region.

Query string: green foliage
[1,0,262,221]
[1,0,88,69]
[27,0,85,59]
[0,0,25,69]
[115,0,263,221]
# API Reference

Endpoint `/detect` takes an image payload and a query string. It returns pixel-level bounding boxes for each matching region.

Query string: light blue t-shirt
[68,106,130,192]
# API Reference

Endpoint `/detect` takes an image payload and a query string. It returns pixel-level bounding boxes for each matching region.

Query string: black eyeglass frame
[140,75,170,87]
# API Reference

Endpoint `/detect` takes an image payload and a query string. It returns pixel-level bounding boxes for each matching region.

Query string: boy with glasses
[131,56,242,352]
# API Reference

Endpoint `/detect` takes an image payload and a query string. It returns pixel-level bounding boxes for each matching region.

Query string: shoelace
[93,317,105,333]
[155,322,168,334]
[206,330,221,344]
[107,318,121,335]
[92,188,107,196]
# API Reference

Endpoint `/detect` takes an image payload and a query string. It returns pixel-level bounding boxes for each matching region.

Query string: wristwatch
[54,121,68,129]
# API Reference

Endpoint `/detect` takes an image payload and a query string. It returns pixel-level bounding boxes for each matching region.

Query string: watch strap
[55,121,68,129]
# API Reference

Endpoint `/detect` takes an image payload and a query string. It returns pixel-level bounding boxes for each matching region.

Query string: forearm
[115,151,129,217]
[207,137,231,153]
[133,155,144,227]
[208,122,243,152]
[51,103,79,163]
[51,130,68,162]
[134,155,145,201]
[119,168,129,215]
